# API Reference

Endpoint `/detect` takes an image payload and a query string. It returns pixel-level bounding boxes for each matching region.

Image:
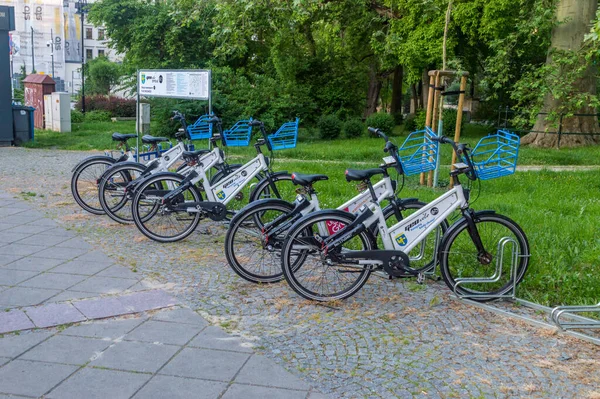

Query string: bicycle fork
[462,208,493,265]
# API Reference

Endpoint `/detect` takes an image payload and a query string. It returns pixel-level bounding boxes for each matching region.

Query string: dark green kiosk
[0,6,15,147]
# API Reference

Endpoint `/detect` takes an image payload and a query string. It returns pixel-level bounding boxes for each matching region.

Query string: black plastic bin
[12,105,35,145]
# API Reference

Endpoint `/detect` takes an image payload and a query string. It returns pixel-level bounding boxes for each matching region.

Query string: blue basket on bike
[397,127,439,176]
[267,118,300,150]
[187,114,213,140]
[223,118,253,146]
[471,130,520,180]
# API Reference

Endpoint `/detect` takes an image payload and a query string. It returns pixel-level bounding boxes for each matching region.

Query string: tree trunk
[364,63,382,118]
[411,84,418,113]
[522,0,600,147]
[421,69,429,110]
[390,65,403,115]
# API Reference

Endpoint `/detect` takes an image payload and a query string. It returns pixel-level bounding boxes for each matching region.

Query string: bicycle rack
[551,302,600,331]
[452,237,521,300]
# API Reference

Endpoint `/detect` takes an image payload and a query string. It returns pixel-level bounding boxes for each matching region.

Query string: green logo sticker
[216,190,226,200]
[395,233,408,246]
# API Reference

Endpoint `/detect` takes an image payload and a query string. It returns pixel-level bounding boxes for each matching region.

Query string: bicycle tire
[71,156,117,214]
[248,173,296,204]
[98,163,148,224]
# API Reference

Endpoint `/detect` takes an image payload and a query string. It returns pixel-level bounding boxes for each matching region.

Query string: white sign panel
[138,69,210,100]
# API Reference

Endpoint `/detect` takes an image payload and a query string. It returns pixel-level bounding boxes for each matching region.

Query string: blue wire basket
[471,130,520,180]
[268,118,300,150]
[397,127,439,176]
[187,115,213,140]
[223,118,253,147]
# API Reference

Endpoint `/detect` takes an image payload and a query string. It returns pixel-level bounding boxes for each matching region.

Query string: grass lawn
[23,120,600,307]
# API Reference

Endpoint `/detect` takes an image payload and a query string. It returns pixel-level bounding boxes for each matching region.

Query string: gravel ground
[1,147,599,399]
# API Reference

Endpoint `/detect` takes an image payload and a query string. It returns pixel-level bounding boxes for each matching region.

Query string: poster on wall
[62,0,81,63]
[138,70,211,100]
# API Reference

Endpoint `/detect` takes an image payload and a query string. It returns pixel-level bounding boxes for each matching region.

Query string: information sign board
[138,69,210,100]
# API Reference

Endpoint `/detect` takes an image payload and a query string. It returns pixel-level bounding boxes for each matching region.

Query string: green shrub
[414,108,427,130]
[85,110,112,122]
[71,110,84,123]
[317,114,342,140]
[343,118,364,138]
[365,112,395,134]
[403,113,417,131]
[392,112,404,126]
[462,123,496,137]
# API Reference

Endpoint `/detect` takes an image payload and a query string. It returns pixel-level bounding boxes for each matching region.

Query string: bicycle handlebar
[432,135,478,180]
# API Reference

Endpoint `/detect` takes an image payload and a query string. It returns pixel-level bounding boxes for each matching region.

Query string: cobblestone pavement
[1,147,600,398]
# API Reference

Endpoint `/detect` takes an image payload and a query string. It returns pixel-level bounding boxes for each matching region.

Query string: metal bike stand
[551,302,600,331]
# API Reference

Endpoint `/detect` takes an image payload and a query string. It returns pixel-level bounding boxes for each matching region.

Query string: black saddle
[345,168,384,182]
[111,133,137,142]
[141,135,170,145]
[291,173,329,186]
[182,149,211,161]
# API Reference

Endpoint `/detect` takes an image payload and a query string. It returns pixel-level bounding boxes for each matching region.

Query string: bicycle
[224,132,446,284]
[129,120,297,243]
[280,128,530,302]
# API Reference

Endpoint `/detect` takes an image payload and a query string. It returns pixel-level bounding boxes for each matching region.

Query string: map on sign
[138,69,210,100]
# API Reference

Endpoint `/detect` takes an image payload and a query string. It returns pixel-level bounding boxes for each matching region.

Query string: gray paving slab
[0,254,21,266]
[55,237,93,249]
[0,286,61,308]
[25,303,86,328]
[32,246,89,260]
[126,320,204,346]
[50,259,113,275]
[188,326,253,353]
[159,348,250,381]
[1,256,65,272]
[26,218,58,227]
[152,307,209,327]
[15,234,70,247]
[75,250,114,263]
[0,231,31,243]
[18,272,87,290]
[0,269,39,286]
[0,208,27,217]
[0,331,52,358]
[307,391,331,399]
[46,290,98,303]
[60,317,146,339]
[235,355,310,390]
[222,384,308,399]
[4,224,53,234]
[0,243,45,257]
[69,276,138,294]
[47,367,151,399]
[0,359,78,397]
[0,310,35,334]
[73,297,132,319]
[20,334,111,365]
[133,375,228,399]
[1,201,31,209]
[91,341,180,373]
[0,357,9,367]
[0,223,15,232]
[97,265,140,279]
[0,215,43,226]
[117,290,178,313]
[37,227,76,237]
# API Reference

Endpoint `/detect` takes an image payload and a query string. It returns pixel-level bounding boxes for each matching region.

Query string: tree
[84,56,122,95]
[521,0,600,147]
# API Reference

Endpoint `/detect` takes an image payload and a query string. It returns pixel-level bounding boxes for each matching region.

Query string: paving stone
[0,310,35,334]
[159,348,250,381]
[152,307,209,327]
[46,290,98,303]
[221,384,308,399]
[47,367,151,399]
[37,227,76,237]
[0,359,78,397]
[0,330,52,358]
[0,254,21,266]
[32,246,89,260]
[50,260,113,275]
[0,269,39,286]
[60,317,146,339]
[0,357,9,367]
[97,265,140,279]
[15,234,70,247]
[0,215,42,226]
[19,272,87,290]
[4,224,53,234]
[0,208,27,217]
[75,250,114,263]
[117,290,178,313]
[0,243,45,257]
[70,276,138,294]
[126,320,203,345]
[308,391,332,399]
[20,335,111,365]
[189,326,253,353]
[133,375,228,399]
[91,341,180,373]
[0,231,31,243]
[25,303,86,328]
[0,223,15,232]
[2,256,65,272]
[26,218,58,227]
[73,297,133,319]
[235,355,310,390]
[0,286,61,308]
[55,237,93,249]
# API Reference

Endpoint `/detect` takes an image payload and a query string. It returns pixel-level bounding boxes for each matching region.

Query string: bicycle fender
[71,155,116,173]
[396,197,420,206]
[229,198,295,225]
[98,161,147,182]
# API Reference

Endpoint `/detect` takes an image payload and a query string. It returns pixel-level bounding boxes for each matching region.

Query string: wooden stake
[420,75,436,185]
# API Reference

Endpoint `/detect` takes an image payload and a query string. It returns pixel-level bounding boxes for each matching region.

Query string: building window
[86,27,93,40]
[98,29,105,41]
[86,48,93,60]
[98,49,105,57]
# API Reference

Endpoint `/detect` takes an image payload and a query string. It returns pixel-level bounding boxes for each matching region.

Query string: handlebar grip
[249,120,263,127]
[368,127,379,135]
[208,116,221,124]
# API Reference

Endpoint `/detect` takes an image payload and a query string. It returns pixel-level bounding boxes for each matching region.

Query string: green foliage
[13,88,24,103]
[462,123,496,137]
[85,110,112,122]
[392,112,404,126]
[365,112,395,134]
[71,110,84,123]
[343,118,365,138]
[84,56,122,95]
[414,109,427,130]
[318,114,342,140]
[75,96,136,118]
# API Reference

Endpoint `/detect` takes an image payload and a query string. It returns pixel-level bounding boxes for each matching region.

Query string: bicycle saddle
[111,133,137,142]
[141,135,170,144]
[291,173,329,186]
[182,149,210,161]
[344,168,384,182]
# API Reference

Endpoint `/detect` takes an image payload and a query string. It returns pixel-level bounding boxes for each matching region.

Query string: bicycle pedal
[416,273,425,285]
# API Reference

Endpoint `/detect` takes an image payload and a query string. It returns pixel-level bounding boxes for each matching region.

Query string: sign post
[135,69,211,158]
[0,6,15,146]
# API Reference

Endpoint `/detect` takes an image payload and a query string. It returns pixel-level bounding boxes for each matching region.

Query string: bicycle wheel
[132,174,202,243]
[249,173,297,204]
[98,163,147,224]
[225,200,297,283]
[211,164,263,212]
[71,156,116,214]
[281,211,375,301]
[439,213,530,301]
